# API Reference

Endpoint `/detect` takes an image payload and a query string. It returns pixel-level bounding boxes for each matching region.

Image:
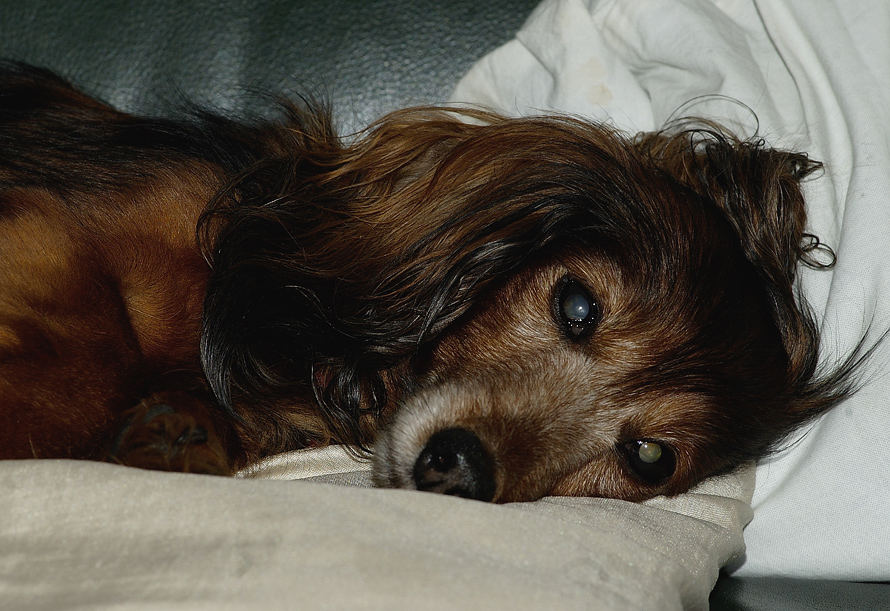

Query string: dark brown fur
[0,63,867,502]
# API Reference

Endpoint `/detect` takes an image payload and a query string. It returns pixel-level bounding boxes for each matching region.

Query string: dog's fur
[0,63,867,502]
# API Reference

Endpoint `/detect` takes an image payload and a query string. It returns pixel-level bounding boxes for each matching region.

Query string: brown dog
[0,62,868,502]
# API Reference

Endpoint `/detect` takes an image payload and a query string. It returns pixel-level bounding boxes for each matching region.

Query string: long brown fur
[0,62,869,502]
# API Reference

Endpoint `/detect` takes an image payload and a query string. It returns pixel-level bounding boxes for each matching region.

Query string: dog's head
[202,108,861,502]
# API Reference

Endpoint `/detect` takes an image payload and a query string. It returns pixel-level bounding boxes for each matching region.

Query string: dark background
[0,0,537,131]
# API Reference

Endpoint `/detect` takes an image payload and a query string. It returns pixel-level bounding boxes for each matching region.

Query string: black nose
[412,428,496,501]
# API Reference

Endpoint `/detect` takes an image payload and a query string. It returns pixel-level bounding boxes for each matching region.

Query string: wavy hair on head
[633,120,879,452]
[197,106,646,449]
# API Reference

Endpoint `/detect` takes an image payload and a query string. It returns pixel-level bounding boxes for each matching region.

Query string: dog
[0,62,869,503]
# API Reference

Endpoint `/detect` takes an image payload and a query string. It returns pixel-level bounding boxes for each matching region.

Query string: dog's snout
[412,428,495,501]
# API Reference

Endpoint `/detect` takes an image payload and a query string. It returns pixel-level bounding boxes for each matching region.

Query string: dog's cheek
[547,456,655,502]
[417,264,568,383]
[548,444,709,501]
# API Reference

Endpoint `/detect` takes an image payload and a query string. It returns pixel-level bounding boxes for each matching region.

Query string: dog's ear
[635,127,875,429]
[196,106,491,445]
[635,126,826,289]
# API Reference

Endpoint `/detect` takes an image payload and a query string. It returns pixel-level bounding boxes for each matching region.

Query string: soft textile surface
[452,0,890,580]
[2,452,752,610]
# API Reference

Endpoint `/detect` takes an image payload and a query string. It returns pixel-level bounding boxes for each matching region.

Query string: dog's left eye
[554,278,599,339]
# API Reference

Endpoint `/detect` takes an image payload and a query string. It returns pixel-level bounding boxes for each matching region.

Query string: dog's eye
[621,440,676,485]
[554,278,599,339]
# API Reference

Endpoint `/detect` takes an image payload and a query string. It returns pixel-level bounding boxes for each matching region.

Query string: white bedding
[452,0,890,580]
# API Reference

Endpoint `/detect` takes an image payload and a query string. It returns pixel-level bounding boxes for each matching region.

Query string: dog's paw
[107,394,232,475]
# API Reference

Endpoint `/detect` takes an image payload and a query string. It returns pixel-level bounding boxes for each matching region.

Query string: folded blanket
[452,0,890,580]
[2,454,752,610]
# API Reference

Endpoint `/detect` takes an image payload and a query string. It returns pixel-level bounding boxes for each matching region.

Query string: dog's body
[0,63,865,502]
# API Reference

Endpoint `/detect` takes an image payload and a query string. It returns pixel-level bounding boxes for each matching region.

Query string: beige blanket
[2,449,752,609]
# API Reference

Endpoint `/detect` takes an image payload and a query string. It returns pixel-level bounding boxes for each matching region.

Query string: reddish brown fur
[0,171,214,456]
[0,63,867,502]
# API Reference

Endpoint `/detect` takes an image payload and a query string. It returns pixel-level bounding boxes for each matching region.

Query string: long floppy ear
[196,102,347,424]
[196,105,501,447]
[635,125,826,286]
[634,125,876,430]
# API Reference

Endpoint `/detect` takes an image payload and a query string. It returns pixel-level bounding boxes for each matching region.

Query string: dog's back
[0,64,216,458]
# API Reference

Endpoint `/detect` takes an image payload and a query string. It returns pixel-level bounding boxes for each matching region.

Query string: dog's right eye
[553,277,599,340]
[621,440,676,485]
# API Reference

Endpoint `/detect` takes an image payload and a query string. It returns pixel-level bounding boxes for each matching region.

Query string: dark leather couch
[1,0,536,133]
[1,1,885,608]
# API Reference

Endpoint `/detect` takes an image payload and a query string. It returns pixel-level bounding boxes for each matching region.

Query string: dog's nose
[412,428,496,501]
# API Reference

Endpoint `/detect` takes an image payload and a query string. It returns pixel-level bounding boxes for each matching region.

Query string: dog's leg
[106,391,236,475]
